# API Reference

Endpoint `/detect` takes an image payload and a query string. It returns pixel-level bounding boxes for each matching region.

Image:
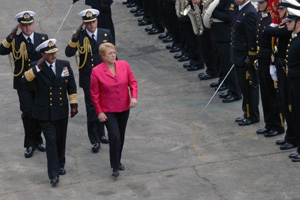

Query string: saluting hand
[72,22,84,42]
[98,112,108,122]
[37,53,48,70]
[130,98,137,108]
[9,24,19,40]
[71,108,78,118]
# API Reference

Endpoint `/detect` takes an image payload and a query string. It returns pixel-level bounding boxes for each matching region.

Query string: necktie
[49,65,55,75]
[92,34,96,42]
[27,37,32,44]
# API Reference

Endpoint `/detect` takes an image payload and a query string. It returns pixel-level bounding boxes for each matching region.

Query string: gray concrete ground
[0,1,300,200]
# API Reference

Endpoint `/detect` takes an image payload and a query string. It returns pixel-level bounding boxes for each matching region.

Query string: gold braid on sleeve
[75,37,92,69]
[69,94,78,104]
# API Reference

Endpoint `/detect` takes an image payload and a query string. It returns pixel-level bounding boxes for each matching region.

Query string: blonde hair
[99,42,116,61]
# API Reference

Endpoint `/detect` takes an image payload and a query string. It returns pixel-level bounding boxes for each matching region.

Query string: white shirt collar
[45,61,56,75]
[239,0,250,11]
[86,28,98,41]
[22,32,34,44]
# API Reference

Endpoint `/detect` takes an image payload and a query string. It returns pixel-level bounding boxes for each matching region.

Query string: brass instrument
[202,0,222,29]
[182,4,204,35]
[175,0,186,17]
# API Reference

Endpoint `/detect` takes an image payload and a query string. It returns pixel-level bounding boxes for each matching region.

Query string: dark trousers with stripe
[40,117,68,179]
[17,90,43,148]
[104,110,130,170]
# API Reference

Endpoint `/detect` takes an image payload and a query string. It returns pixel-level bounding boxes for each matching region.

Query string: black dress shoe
[219,92,230,99]
[91,143,100,153]
[137,18,143,22]
[50,177,59,186]
[122,0,128,4]
[280,143,296,150]
[199,73,215,80]
[148,28,163,35]
[276,139,286,145]
[215,85,227,91]
[130,8,137,13]
[100,135,109,144]
[36,143,46,152]
[25,147,34,158]
[144,27,152,32]
[170,47,181,53]
[112,169,119,177]
[174,53,183,59]
[264,130,282,137]
[289,152,299,158]
[256,128,270,134]
[178,56,190,62]
[222,95,241,103]
[238,118,259,126]
[127,3,136,7]
[235,117,244,123]
[187,65,201,71]
[119,163,125,171]
[138,20,151,26]
[162,37,174,43]
[158,33,168,40]
[134,11,144,17]
[210,81,220,88]
[59,168,66,175]
[183,63,191,68]
[166,44,173,49]
[292,154,300,162]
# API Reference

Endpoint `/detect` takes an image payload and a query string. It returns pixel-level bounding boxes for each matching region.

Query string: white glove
[270,23,279,28]
[270,65,278,81]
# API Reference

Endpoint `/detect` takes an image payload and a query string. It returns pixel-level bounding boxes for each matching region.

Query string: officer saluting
[0,11,47,158]
[231,0,260,126]
[22,39,78,185]
[65,9,114,153]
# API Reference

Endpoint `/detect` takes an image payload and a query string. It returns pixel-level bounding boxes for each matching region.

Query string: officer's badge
[48,41,54,47]
[86,11,93,18]
[61,67,70,77]
[24,13,30,19]
[229,4,234,11]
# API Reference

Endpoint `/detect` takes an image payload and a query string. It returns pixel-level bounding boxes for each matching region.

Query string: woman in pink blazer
[90,43,138,177]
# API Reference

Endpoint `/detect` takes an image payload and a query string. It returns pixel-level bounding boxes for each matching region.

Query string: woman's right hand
[98,112,108,122]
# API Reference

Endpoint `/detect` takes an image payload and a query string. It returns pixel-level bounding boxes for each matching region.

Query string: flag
[268,0,280,24]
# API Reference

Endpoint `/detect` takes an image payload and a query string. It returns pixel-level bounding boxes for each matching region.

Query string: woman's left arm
[126,62,138,108]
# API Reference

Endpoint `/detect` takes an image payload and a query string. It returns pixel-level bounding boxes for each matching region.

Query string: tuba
[202,0,222,29]
[182,4,204,35]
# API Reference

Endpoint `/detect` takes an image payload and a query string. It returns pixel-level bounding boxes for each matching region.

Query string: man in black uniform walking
[283,7,300,162]
[0,11,47,158]
[254,0,285,137]
[231,0,260,126]
[22,39,78,185]
[65,9,113,153]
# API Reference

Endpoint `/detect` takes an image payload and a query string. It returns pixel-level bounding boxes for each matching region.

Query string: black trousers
[203,29,220,77]
[17,90,43,148]
[258,57,284,132]
[83,88,105,145]
[235,65,260,121]
[104,110,130,169]
[215,41,240,98]
[276,60,296,145]
[40,117,68,179]
[289,77,300,152]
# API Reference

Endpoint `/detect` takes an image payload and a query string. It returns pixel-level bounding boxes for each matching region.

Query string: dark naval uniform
[85,0,116,43]
[286,33,300,156]
[65,25,114,149]
[256,12,284,134]
[22,57,78,182]
[211,0,241,101]
[230,1,260,125]
[0,28,47,154]
[264,22,296,147]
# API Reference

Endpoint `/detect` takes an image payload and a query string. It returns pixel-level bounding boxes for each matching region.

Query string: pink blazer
[90,60,138,114]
